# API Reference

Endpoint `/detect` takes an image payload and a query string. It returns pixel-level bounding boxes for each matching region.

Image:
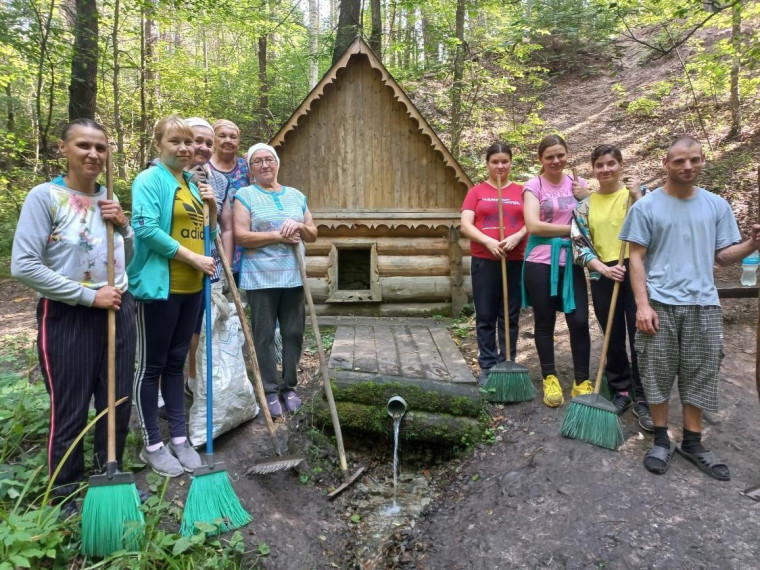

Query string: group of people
[11,116,315,510]
[10,116,760,514]
[462,134,760,480]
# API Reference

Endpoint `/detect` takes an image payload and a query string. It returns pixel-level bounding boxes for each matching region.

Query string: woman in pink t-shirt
[522,134,591,408]
[461,142,527,386]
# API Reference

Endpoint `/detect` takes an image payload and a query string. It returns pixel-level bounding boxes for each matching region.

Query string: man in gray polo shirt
[620,135,760,479]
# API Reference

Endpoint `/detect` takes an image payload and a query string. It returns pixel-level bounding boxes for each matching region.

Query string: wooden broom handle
[594,195,634,394]
[105,149,117,464]
[496,174,511,359]
[294,247,349,475]
[756,166,760,401]
[214,236,281,453]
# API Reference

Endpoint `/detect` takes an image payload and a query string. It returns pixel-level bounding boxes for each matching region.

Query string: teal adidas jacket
[127,161,218,301]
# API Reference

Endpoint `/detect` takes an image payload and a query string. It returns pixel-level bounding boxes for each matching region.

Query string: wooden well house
[270,38,474,316]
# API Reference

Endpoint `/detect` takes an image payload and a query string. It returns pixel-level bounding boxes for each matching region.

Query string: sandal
[676,445,730,481]
[643,442,676,475]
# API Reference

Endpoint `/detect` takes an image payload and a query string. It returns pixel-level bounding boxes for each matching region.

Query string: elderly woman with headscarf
[184,117,232,391]
[233,143,317,417]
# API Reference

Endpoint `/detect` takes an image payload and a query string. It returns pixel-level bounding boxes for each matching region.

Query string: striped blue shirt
[235,184,307,290]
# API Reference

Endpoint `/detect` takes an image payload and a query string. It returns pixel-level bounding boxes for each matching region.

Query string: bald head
[666,135,702,159]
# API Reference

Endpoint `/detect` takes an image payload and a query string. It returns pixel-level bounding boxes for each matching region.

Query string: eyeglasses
[251,157,276,167]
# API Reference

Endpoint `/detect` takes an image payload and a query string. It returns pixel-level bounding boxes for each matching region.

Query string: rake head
[245,455,304,475]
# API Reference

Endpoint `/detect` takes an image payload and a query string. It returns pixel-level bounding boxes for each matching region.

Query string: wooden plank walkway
[328,324,474,383]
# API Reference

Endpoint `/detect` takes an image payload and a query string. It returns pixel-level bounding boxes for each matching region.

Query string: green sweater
[127,161,218,301]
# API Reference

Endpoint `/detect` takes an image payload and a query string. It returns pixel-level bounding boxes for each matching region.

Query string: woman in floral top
[11,119,134,516]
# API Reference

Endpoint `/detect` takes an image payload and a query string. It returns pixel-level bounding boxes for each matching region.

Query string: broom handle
[203,203,214,457]
[496,174,511,360]
[593,195,634,394]
[295,247,349,475]
[214,235,281,454]
[756,166,760,403]
[106,149,116,465]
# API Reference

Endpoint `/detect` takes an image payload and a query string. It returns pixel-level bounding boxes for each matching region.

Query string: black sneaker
[612,392,633,415]
[477,368,490,387]
[58,500,79,521]
[633,401,654,432]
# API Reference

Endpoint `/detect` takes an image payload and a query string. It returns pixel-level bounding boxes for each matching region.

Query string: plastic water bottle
[741,251,759,286]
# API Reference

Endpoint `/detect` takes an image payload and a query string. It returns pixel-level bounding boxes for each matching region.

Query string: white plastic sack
[189,285,259,447]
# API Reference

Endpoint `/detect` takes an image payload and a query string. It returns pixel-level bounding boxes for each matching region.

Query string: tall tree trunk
[726,0,742,140]
[258,34,269,134]
[422,15,435,69]
[308,0,320,89]
[450,0,466,160]
[388,0,397,66]
[329,0,337,30]
[68,0,98,120]
[369,0,382,57]
[333,0,360,64]
[112,0,125,177]
[142,2,158,165]
[31,0,57,177]
[5,84,14,134]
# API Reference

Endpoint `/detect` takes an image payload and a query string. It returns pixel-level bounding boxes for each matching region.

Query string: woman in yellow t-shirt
[128,115,218,477]
[570,144,652,431]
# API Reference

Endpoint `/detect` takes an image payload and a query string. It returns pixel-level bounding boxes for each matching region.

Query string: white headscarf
[185,117,214,132]
[246,143,280,166]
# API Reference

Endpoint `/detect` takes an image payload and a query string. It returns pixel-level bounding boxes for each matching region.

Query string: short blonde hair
[153,115,194,144]
[213,119,240,134]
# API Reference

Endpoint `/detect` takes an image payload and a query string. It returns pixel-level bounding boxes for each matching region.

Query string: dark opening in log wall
[338,248,372,290]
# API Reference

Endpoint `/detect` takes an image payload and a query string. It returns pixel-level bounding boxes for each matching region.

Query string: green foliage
[626,97,658,117]
[0,332,252,568]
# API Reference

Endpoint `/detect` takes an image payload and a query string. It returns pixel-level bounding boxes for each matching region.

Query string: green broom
[484,174,535,402]
[560,198,633,450]
[81,149,145,557]
[180,202,252,537]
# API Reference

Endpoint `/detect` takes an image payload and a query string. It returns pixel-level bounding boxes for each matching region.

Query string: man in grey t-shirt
[620,135,760,480]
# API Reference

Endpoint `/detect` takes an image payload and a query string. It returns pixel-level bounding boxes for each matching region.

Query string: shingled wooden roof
[269,37,473,212]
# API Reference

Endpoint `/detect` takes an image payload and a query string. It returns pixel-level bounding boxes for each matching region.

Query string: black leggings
[134,292,203,446]
[589,260,645,401]
[523,261,590,381]
[471,257,522,369]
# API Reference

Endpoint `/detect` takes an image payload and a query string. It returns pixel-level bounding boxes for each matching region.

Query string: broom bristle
[484,363,535,403]
[81,483,144,557]
[180,470,252,537]
[560,398,624,450]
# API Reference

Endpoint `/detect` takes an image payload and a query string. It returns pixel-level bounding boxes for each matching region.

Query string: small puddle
[348,403,434,565]
[350,470,433,563]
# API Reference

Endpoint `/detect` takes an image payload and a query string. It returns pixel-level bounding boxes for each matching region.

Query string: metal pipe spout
[387,396,408,419]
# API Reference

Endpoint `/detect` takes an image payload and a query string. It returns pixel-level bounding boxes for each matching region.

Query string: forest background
[0,0,759,259]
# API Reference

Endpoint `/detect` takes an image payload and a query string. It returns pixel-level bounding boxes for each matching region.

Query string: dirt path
[386,298,760,569]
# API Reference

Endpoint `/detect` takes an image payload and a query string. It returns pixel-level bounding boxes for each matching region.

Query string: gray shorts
[635,300,724,413]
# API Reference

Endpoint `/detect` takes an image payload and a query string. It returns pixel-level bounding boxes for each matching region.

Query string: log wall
[302,223,473,314]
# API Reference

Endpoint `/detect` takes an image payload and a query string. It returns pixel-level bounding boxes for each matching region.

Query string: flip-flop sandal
[676,446,730,481]
[643,442,676,475]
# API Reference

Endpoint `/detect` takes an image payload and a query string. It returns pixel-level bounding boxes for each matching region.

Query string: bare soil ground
[3,272,759,569]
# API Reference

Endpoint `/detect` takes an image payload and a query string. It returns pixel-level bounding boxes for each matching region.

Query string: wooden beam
[305,236,450,256]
